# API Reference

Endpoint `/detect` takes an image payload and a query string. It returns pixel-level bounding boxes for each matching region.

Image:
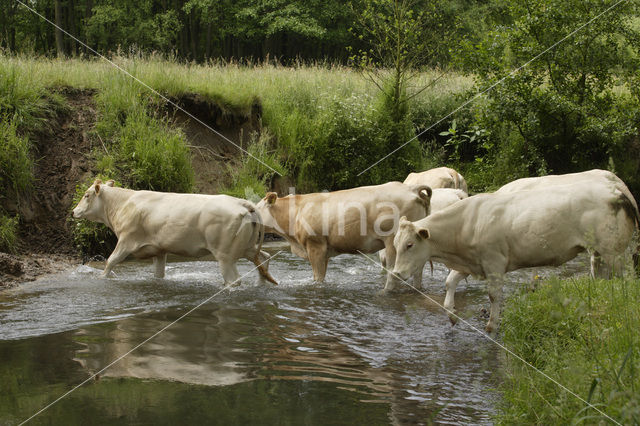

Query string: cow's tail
[410,184,433,215]
[247,206,278,285]
[616,192,640,273]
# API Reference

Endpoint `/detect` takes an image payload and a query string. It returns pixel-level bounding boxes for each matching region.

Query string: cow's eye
[406,242,414,250]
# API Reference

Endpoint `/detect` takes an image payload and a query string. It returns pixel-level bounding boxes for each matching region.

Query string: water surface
[0,244,590,425]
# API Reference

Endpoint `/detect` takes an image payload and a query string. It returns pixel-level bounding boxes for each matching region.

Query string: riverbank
[0,252,77,289]
[498,275,640,424]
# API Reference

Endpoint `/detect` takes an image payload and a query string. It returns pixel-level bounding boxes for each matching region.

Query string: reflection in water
[0,245,592,425]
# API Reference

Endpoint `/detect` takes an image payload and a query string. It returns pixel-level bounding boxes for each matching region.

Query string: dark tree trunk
[84,0,93,55]
[189,10,199,60]
[205,21,211,60]
[67,0,78,55]
[54,0,66,57]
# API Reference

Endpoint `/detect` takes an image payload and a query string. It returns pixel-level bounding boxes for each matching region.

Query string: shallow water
[0,243,590,425]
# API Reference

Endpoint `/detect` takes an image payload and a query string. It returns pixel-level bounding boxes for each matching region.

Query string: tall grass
[1,54,473,194]
[499,276,640,424]
[1,53,472,253]
[0,120,33,194]
[0,214,19,253]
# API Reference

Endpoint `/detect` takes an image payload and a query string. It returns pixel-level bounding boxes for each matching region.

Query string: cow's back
[294,181,429,253]
[428,182,636,274]
[404,167,467,192]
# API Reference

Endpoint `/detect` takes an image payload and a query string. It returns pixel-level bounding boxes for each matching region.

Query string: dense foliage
[500,275,640,423]
[1,0,480,65]
[456,0,640,191]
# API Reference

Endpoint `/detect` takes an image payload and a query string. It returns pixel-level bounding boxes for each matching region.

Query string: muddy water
[0,243,590,425]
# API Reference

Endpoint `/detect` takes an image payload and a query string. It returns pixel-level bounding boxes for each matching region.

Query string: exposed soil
[168,93,261,194]
[0,87,97,288]
[0,89,256,289]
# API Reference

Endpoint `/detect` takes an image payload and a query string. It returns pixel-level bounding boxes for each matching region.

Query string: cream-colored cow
[72,179,277,286]
[404,167,468,193]
[497,169,638,275]
[392,181,638,332]
[379,188,468,271]
[256,182,431,290]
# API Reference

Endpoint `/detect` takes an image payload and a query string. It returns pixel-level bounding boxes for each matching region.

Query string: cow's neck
[101,186,135,234]
[426,216,482,275]
[270,196,297,237]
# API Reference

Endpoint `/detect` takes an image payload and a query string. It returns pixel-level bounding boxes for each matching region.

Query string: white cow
[497,169,638,276]
[404,167,468,193]
[378,188,468,271]
[392,181,638,332]
[72,179,277,286]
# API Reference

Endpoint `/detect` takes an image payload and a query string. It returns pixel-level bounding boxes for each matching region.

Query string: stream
[0,242,590,425]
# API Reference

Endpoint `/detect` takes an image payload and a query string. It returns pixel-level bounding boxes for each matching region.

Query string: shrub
[0,119,33,194]
[0,214,19,253]
[220,131,286,199]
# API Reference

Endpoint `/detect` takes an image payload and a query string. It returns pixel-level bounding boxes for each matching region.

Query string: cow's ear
[105,180,115,187]
[417,228,430,239]
[94,179,102,186]
[265,192,278,205]
[94,183,101,195]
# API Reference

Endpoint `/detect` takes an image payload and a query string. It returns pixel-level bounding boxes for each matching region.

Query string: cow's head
[392,216,431,281]
[255,192,283,233]
[72,179,114,223]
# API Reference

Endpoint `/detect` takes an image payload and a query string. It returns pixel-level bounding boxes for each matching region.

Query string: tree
[54,0,66,57]
[461,0,640,177]
[349,0,456,179]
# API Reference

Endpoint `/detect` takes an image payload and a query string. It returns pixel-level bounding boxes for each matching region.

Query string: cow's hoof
[376,288,392,296]
[448,314,458,326]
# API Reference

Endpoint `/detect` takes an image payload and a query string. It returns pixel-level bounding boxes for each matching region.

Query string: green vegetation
[499,276,640,424]
[457,0,640,192]
[2,0,476,64]
[0,214,19,253]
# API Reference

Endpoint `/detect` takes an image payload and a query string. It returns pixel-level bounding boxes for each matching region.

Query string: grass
[0,119,33,194]
[0,214,19,253]
[499,275,640,424]
[0,54,473,194]
[0,53,473,254]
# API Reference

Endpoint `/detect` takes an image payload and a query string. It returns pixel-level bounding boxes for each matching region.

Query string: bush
[117,111,194,192]
[0,214,19,253]
[0,119,33,194]
[220,131,286,199]
[456,0,640,192]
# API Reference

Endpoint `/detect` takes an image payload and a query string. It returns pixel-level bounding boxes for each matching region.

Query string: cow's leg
[382,240,399,292]
[443,270,468,325]
[219,259,241,286]
[306,240,328,282]
[153,254,167,279]
[486,277,504,334]
[102,239,134,277]
[590,252,612,279]
[378,250,387,269]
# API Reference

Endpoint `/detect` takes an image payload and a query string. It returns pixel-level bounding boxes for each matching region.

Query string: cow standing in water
[72,179,277,286]
[392,180,638,332]
[256,182,431,290]
[378,187,468,271]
